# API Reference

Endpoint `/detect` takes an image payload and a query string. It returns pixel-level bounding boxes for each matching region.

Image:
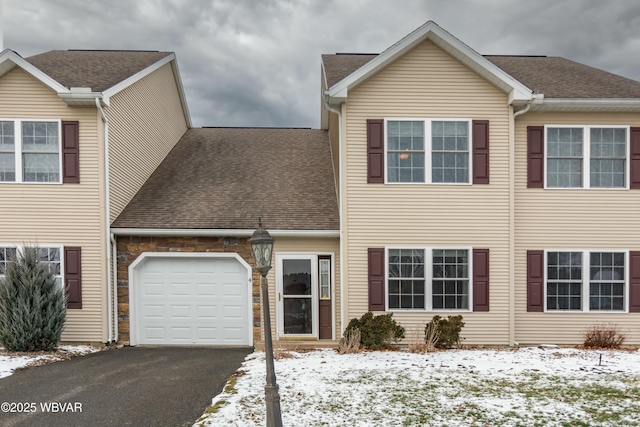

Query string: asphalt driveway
[0,346,252,427]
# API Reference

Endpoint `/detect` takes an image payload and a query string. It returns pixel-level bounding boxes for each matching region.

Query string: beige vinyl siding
[0,68,105,342]
[106,62,188,222]
[343,40,511,345]
[265,237,341,341]
[515,112,640,345]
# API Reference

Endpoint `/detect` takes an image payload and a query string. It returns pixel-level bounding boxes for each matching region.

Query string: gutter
[110,228,340,238]
[95,98,117,344]
[323,95,344,340]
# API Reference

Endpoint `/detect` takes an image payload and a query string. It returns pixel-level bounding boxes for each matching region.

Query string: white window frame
[385,246,473,312]
[543,125,630,189]
[0,245,64,288]
[384,118,473,185]
[0,118,62,184]
[543,249,629,313]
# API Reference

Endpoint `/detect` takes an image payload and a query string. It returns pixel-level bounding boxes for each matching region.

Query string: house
[321,21,640,346]
[0,49,190,344]
[3,20,640,348]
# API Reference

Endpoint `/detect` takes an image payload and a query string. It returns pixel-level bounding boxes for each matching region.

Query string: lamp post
[248,221,283,427]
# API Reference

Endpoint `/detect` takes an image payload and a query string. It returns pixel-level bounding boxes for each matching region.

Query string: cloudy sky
[2,0,640,128]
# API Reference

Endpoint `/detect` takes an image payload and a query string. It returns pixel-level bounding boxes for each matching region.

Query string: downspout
[95,98,116,343]
[510,97,534,346]
[324,96,344,339]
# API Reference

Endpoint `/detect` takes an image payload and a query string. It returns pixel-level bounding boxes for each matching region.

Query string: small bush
[424,315,465,349]
[0,246,67,352]
[583,323,626,349]
[338,327,361,354]
[344,312,405,350]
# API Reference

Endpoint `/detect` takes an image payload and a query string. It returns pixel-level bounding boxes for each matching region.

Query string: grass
[198,349,640,426]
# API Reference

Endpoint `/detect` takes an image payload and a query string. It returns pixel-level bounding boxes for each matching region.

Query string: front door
[276,254,333,339]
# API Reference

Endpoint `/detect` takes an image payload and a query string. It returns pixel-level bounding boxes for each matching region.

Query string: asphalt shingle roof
[322,53,640,98]
[112,128,339,231]
[26,50,173,92]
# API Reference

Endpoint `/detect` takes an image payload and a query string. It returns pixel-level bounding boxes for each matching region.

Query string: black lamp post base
[265,384,283,427]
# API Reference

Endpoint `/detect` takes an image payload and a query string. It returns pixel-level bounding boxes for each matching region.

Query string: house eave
[529,98,640,113]
[110,228,340,238]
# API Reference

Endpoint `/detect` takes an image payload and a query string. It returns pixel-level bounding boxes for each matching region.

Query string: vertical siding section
[515,112,640,345]
[106,62,188,222]
[0,68,105,342]
[265,237,341,341]
[344,41,511,345]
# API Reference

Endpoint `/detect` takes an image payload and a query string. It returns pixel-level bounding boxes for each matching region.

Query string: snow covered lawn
[196,347,640,427]
[0,346,98,379]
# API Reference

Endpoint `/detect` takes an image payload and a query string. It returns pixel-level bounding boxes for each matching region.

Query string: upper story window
[539,125,629,189]
[0,119,61,183]
[367,119,489,185]
[386,119,470,184]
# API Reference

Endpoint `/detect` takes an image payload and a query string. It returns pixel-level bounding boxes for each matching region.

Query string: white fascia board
[326,21,532,104]
[101,53,175,105]
[0,49,69,94]
[169,56,192,128]
[110,228,340,238]
[530,98,640,112]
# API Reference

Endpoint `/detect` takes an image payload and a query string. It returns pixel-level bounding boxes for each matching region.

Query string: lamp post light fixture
[248,221,283,427]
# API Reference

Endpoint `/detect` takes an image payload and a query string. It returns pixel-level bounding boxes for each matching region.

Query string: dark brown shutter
[630,127,640,189]
[472,120,489,184]
[629,251,640,312]
[62,121,80,184]
[367,119,384,183]
[472,248,489,311]
[368,248,385,311]
[527,250,544,312]
[65,247,82,309]
[527,126,544,188]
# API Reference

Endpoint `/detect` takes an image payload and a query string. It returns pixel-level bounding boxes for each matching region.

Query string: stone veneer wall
[116,235,260,345]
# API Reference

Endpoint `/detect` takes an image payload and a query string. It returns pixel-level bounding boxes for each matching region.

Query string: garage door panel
[135,256,250,346]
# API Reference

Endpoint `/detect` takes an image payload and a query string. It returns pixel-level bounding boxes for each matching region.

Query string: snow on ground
[0,345,98,378]
[196,347,640,427]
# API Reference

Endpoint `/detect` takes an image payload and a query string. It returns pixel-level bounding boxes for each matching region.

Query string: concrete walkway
[0,346,252,427]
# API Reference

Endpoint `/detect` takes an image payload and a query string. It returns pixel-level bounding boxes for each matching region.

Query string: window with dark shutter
[472,120,489,184]
[629,251,640,312]
[630,128,640,189]
[472,248,489,311]
[368,248,385,311]
[527,126,544,188]
[62,121,80,184]
[64,247,82,309]
[367,119,384,183]
[527,250,544,311]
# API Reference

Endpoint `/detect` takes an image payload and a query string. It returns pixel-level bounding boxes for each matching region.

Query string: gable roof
[322,21,640,112]
[0,49,190,118]
[111,128,339,232]
[26,50,173,92]
[324,21,532,105]
[323,53,640,100]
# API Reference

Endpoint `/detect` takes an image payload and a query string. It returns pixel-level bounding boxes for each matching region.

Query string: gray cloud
[4,0,640,127]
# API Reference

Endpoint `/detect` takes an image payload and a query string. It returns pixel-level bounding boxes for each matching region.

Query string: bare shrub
[273,342,298,359]
[582,323,626,349]
[408,326,440,353]
[338,327,361,354]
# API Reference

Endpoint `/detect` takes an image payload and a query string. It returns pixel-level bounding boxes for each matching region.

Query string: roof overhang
[325,21,533,105]
[529,98,640,113]
[110,228,340,238]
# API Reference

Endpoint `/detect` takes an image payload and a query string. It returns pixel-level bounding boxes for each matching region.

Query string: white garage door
[132,255,251,346]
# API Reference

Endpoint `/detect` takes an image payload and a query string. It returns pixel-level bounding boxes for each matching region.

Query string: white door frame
[128,252,253,346]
